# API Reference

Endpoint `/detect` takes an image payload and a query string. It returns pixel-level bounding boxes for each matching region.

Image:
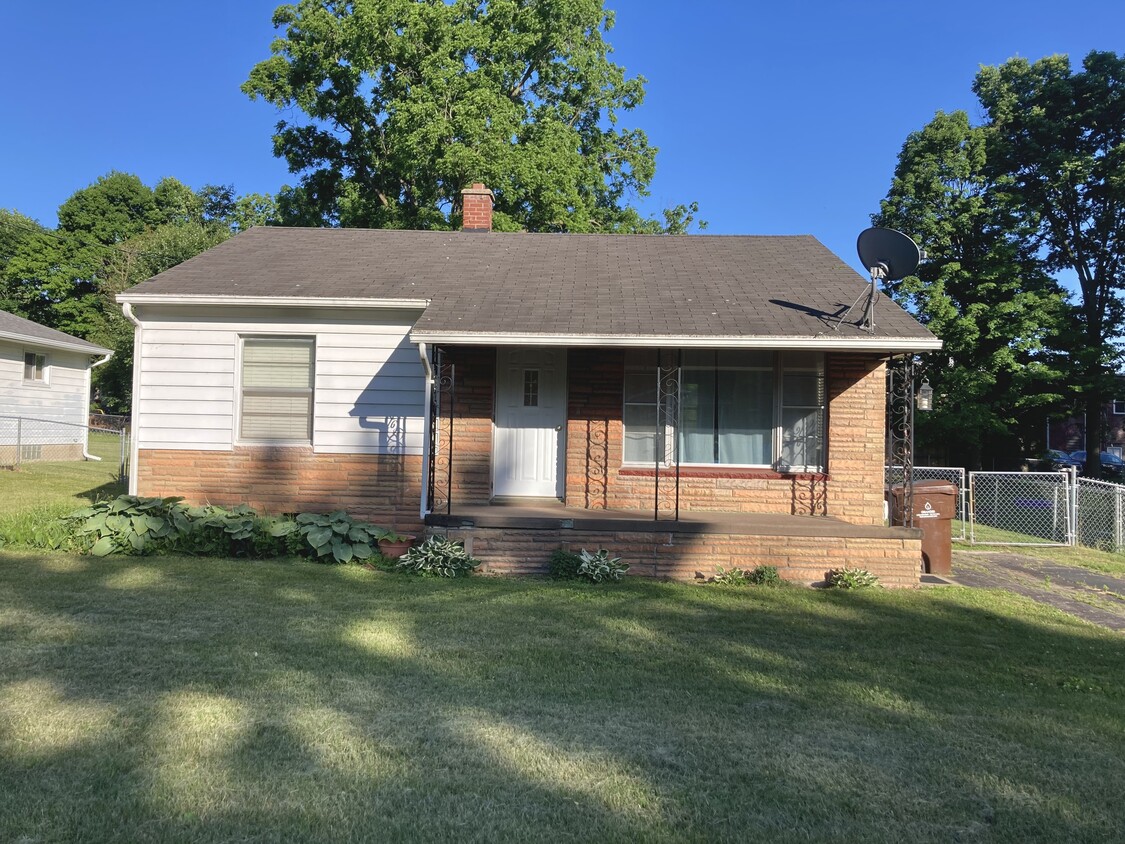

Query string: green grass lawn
[1,551,1123,842]
[0,431,125,543]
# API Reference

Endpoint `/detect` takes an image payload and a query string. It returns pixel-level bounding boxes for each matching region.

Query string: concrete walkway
[950,550,1125,631]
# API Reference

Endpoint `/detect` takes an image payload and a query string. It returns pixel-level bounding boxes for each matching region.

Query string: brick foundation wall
[136,447,424,533]
[434,525,921,588]
[564,350,888,525]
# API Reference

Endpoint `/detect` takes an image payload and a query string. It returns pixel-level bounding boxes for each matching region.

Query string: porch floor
[426,502,918,540]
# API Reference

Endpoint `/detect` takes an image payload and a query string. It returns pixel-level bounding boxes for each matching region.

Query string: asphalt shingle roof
[124,227,937,346]
[0,310,111,354]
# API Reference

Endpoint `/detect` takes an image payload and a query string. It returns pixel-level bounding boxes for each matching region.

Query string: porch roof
[120,227,940,352]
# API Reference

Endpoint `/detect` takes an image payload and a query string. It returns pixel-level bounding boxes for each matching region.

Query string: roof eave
[117,293,432,309]
[0,329,112,356]
[408,331,942,352]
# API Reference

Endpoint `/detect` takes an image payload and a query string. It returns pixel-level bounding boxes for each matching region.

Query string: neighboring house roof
[120,227,940,352]
[0,310,112,356]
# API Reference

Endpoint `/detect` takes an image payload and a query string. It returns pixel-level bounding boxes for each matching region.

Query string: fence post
[15,417,21,467]
[1111,486,1120,551]
[1069,467,1078,547]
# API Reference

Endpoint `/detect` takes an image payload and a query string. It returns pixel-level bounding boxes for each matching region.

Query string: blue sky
[2,0,1122,275]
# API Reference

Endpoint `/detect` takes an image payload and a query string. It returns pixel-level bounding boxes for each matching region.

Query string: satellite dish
[833,227,922,334]
[857,227,921,281]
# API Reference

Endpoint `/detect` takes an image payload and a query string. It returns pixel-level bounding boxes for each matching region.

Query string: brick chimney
[461,183,493,232]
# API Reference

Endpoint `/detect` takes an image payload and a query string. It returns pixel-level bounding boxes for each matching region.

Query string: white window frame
[621,351,826,473]
[1112,399,1125,415]
[23,350,49,385]
[236,335,316,445]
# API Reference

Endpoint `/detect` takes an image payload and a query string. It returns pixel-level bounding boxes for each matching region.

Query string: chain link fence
[0,415,129,482]
[1075,477,1125,552]
[886,465,968,540]
[968,471,1074,546]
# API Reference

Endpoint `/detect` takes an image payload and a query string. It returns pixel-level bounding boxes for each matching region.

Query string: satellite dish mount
[835,228,921,333]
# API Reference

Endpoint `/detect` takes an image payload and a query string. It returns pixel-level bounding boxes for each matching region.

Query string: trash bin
[889,479,959,576]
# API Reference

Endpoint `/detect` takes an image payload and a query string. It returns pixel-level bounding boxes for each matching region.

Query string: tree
[1,174,278,412]
[874,110,1067,468]
[243,0,696,232]
[974,51,1125,476]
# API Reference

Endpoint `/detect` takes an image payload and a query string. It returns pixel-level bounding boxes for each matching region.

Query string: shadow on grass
[0,551,1123,842]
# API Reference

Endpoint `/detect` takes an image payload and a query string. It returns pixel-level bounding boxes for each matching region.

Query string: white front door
[493,347,566,498]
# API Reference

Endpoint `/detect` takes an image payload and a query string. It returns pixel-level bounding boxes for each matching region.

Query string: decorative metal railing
[654,350,682,521]
[427,349,455,514]
[886,356,916,526]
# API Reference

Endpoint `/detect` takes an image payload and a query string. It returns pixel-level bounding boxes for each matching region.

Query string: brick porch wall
[564,350,888,526]
[434,525,921,588]
[136,447,424,533]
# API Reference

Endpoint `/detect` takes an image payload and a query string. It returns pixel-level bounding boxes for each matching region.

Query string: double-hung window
[23,352,47,384]
[239,337,314,442]
[622,350,826,472]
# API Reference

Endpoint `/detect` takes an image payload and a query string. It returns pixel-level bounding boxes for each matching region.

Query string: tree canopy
[877,51,1125,472]
[874,110,1066,467]
[1,175,278,412]
[244,0,697,232]
[974,51,1125,474]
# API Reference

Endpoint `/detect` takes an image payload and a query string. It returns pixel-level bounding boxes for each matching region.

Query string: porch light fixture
[916,380,934,412]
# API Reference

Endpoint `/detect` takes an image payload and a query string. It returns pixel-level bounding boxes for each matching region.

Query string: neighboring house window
[240,337,314,442]
[622,350,826,471]
[23,352,47,384]
[1113,400,1125,415]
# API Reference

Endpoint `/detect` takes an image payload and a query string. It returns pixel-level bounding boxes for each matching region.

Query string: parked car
[1069,451,1125,480]
[1045,449,1084,471]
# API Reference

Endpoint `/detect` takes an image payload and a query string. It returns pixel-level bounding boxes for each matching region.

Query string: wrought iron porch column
[886,355,915,527]
[654,349,682,521]
[427,347,456,515]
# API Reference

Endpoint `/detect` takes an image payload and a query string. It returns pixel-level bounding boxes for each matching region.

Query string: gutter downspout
[418,341,433,521]
[122,303,143,495]
[83,351,114,460]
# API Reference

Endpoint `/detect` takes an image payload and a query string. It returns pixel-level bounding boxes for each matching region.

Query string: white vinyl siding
[131,306,426,454]
[0,341,91,428]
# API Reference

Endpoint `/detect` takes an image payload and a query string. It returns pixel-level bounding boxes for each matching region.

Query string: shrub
[184,504,288,558]
[576,548,629,583]
[827,566,881,589]
[548,548,583,580]
[396,535,480,577]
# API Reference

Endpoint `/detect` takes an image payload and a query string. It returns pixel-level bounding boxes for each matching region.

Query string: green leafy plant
[827,566,881,589]
[711,565,784,587]
[396,535,480,578]
[548,548,583,580]
[712,566,751,586]
[290,511,384,564]
[747,565,784,587]
[64,495,192,557]
[576,549,629,583]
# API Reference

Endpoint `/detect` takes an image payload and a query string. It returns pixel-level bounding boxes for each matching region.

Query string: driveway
[950,550,1125,631]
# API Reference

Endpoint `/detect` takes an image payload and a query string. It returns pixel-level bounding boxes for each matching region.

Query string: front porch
[426,503,923,586]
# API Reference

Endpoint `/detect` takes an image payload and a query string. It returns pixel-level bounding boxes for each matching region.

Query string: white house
[0,310,112,463]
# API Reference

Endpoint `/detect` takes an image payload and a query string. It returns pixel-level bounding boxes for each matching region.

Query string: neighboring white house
[0,310,112,463]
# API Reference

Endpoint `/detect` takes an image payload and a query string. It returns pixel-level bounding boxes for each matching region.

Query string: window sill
[619,466,829,481]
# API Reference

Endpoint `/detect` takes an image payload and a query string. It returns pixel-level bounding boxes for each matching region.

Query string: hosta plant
[577,548,629,583]
[827,566,881,589]
[287,511,385,564]
[65,495,192,556]
[396,535,480,577]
